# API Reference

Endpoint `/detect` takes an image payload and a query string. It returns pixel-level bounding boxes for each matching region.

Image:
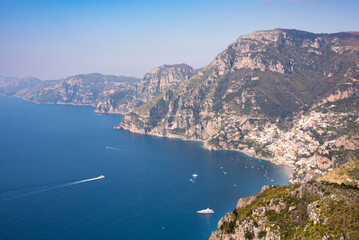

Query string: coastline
[0,94,127,113]
[117,124,294,182]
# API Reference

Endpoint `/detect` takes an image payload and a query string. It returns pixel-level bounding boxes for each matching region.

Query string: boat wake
[105,146,137,152]
[68,175,105,185]
[0,175,105,201]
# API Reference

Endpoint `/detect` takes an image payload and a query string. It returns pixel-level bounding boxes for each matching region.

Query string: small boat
[197,208,214,214]
[193,174,198,178]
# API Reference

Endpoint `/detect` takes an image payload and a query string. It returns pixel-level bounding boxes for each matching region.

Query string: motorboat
[197,208,214,214]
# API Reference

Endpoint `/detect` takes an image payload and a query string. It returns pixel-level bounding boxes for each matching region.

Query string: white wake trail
[105,146,138,152]
[68,175,105,185]
[1,175,105,201]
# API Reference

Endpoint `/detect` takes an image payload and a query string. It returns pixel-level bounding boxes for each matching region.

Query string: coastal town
[206,109,358,183]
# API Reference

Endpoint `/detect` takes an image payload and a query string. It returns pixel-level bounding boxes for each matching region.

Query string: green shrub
[244,228,254,240]
[258,230,267,238]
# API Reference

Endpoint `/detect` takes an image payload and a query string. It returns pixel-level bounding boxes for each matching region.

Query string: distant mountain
[9,73,140,107]
[0,65,193,114]
[208,181,359,240]
[0,76,41,96]
[0,75,20,84]
[119,29,359,183]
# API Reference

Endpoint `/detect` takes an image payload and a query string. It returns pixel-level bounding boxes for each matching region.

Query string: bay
[0,96,288,240]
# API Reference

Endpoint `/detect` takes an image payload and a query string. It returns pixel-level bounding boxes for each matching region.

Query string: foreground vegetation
[209,181,359,240]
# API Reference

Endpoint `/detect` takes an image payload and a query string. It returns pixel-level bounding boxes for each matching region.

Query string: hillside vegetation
[209,181,359,240]
[318,158,359,187]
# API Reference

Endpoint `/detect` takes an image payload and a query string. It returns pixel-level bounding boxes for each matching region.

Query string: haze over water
[0,96,288,240]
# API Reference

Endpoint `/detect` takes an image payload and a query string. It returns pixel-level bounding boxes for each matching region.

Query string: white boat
[197,208,214,214]
[98,175,105,179]
[193,174,198,177]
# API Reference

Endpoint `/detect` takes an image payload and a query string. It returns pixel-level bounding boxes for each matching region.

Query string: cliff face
[208,181,359,240]
[119,29,359,183]
[95,64,194,114]
[142,63,194,93]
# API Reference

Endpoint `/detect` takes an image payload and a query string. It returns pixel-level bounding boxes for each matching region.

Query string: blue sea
[0,96,288,240]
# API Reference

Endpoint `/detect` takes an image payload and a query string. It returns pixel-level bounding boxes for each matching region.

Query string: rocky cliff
[95,64,194,114]
[119,29,359,183]
[208,181,359,240]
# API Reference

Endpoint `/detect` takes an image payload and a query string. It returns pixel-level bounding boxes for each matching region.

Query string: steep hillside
[95,64,194,113]
[318,158,359,187]
[208,181,359,240]
[119,29,359,182]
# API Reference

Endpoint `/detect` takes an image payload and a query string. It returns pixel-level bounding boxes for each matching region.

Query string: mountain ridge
[119,28,359,183]
[0,64,193,113]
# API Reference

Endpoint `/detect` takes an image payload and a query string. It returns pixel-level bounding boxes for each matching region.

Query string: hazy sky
[0,0,358,80]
